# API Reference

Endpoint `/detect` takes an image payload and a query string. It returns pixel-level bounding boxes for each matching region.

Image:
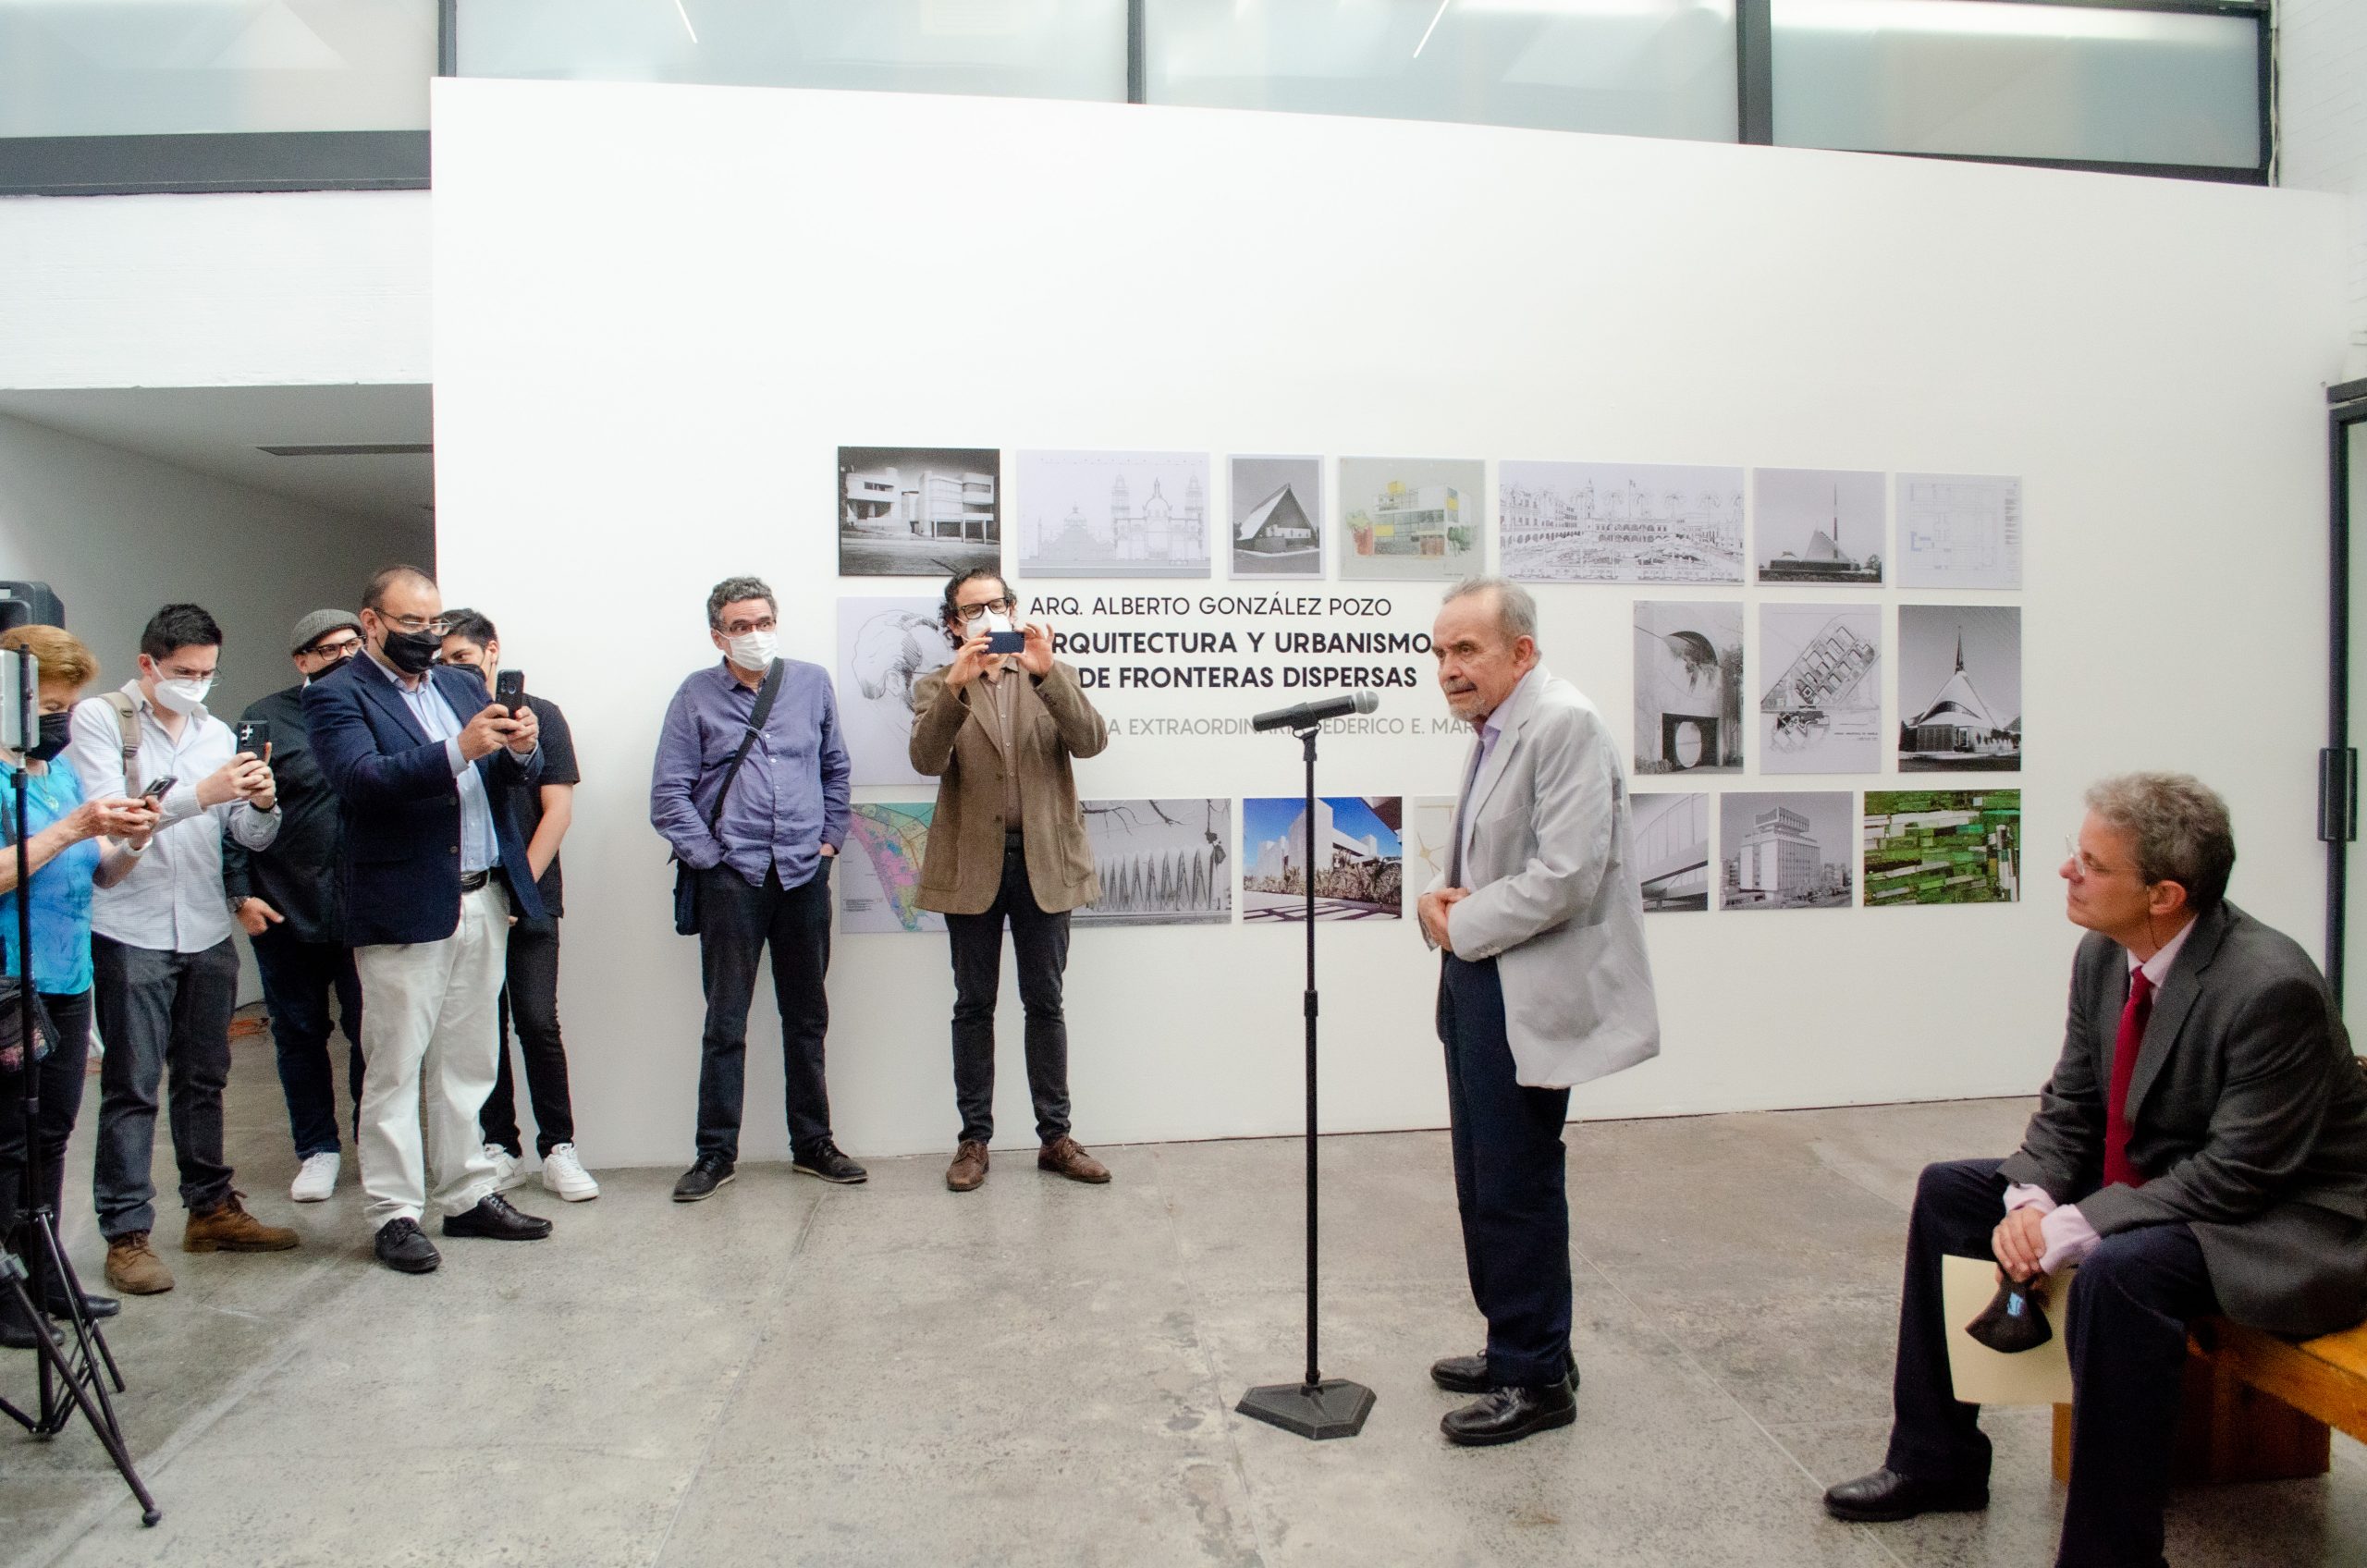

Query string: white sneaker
[540,1143,600,1203]
[289,1150,339,1203]
[485,1144,530,1193]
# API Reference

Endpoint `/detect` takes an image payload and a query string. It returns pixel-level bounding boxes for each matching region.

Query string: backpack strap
[97,690,141,777]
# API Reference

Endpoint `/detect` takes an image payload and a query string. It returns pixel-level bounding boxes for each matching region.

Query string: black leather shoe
[673,1156,736,1202]
[1822,1467,1989,1523]
[43,1288,120,1321]
[1441,1380,1577,1446]
[374,1218,441,1275]
[792,1141,867,1185]
[1430,1352,1579,1396]
[442,1193,553,1241]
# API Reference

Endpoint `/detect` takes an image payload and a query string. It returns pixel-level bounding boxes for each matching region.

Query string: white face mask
[152,676,214,716]
[724,631,778,672]
[980,611,1014,638]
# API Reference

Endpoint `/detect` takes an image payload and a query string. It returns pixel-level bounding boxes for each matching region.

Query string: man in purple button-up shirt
[650,575,862,1201]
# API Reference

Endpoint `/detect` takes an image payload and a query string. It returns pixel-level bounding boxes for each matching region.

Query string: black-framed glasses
[302,635,362,659]
[953,598,1015,622]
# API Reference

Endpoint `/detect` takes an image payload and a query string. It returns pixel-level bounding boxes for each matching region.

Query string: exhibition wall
[432,78,2349,1164]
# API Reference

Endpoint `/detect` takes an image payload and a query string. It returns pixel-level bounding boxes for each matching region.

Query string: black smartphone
[986,631,1025,655]
[494,669,526,717]
[141,775,177,802]
[233,718,272,756]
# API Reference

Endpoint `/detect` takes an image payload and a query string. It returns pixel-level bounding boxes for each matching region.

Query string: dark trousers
[250,926,363,1159]
[92,936,239,1238]
[694,863,833,1163]
[945,833,1073,1146]
[1885,1158,2218,1568]
[480,916,574,1158]
[0,989,92,1297]
[1438,953,1575,1390]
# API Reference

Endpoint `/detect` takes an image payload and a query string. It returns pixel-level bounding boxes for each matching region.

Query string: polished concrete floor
[2,1036,2362,1568]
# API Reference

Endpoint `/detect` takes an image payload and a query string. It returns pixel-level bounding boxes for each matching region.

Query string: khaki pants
[353,882,509,1228]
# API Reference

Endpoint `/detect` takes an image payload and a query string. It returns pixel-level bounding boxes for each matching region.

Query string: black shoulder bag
[671,660,784,936]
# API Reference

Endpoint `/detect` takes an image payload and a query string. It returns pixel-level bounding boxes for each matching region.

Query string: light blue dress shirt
[362,654,499,875]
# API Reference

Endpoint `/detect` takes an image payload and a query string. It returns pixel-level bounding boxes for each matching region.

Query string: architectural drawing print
[1759,604,1881,775]
[837,595,955,787]
[1016,450,1212,579]
[1896,472,2022,590]
[1338,458,1483,581]
[840,803,945,934]
[1501,459,1744,584]
[838,447,1000,578]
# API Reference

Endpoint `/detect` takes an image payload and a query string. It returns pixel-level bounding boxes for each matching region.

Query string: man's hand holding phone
[943,634,995,691]
[459,704,532,762]
[1016,621,1055,677]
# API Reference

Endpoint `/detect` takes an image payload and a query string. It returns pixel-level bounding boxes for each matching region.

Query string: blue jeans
[91,936,239,1239]
[251,926,363,1159]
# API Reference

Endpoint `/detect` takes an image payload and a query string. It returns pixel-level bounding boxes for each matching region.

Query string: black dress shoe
[1430,1351,1579,1396]
[792,1140,867,1185]
[673,1156,736,1203]
[1822,1467,1989,1523]
[374,1218,441,1275]
[1441,1380,1577,1446]
[43,1288,120,1321]
[442,1193,553,1241]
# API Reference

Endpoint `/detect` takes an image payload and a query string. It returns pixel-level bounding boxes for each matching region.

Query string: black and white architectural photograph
[1076,799,1233,926]
[1719,791,1856,911]
[1634,600,1744,775]
[1016,449,1212,578]
[1243,796,1404,920]
[1754,468,1884,585]
[839,446,1000,577]
[1759,604,1881,775]
[838,595,954,786]
[1230,455,1323,578]
[1896,472,2023,590]
[1501,459,1745,583]
[1632,791,1711,913]
[1897,605,2021,771]
[1338,456,1483,580]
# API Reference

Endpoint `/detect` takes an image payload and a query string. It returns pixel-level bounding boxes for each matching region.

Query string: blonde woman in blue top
[0,625,157,1346]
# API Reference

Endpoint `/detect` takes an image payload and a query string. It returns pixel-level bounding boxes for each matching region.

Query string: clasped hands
[1418,886,1470,950]
[1991,1204,2049,1285]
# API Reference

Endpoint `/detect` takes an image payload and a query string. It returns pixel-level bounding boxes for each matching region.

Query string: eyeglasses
[953,598,1015,622]
[302,637,361,659]
[379,613,449,636]
[2063,836,2133,884]
[719,615,777,637]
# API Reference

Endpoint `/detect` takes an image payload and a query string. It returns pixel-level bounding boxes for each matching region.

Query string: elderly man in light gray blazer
[1827,773,2367,1568]
[1417,576,1661,1447]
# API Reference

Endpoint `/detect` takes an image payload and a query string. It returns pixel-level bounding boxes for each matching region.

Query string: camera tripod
[0,687,160,1524]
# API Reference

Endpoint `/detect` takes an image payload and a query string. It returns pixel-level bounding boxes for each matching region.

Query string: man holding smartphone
[909,569,1111,1193]
[67,603,299,1297]
[223,609,368,1205]
[437,608,597,1204]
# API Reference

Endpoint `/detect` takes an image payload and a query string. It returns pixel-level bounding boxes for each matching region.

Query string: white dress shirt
[357,651,502,874]
[2005,914,2201,1272]
[67,681,280,954]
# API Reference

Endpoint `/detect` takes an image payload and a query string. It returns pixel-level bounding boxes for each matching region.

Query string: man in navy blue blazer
[304,566,557,1273]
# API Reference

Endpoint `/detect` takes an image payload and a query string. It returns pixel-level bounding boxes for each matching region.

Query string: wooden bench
[2053,1319,2367,1485]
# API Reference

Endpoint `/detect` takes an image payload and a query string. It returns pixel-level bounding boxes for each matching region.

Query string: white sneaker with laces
[485,1144,529,1193]
[540,1143,600,1203]
[289,1150,339,1203]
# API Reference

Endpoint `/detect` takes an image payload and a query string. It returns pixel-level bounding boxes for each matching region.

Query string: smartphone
[986,631,1025,655]
[141,775,177,802]
[233,718,272,756]
[494,669,526,717]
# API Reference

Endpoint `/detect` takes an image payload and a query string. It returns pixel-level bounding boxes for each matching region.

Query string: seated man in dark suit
[1827,772,2367,1568]
[304,566,556,1274]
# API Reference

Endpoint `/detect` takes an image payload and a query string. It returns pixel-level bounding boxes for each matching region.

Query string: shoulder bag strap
[702,659,786,837]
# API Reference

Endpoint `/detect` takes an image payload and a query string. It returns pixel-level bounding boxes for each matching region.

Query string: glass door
[2332,384,2367,1017]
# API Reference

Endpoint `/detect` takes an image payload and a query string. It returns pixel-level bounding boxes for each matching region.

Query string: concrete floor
[2,1040,2363,1568]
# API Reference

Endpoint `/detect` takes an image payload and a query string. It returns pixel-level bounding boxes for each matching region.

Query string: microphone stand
[0,650,160,1524]
[1234,719,1375,1440]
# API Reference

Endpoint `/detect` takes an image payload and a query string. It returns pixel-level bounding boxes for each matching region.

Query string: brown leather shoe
[947,1140,989,1192]
[182,1192,300,1254]
[1037,1136,1110,1184]
[104,1231,175,1295]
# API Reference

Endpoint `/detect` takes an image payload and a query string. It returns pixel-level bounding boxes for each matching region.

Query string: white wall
[432,79,2349,1167]
[2282,0,2367,378]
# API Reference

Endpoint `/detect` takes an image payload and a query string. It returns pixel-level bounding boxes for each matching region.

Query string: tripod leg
[31,1215,125,1391]
[1,1254,161,1522]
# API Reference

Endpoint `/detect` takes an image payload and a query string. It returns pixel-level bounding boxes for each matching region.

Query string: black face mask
[381,628,440,676]
[27,711,71,764]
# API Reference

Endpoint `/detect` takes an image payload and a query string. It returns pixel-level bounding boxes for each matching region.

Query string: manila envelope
[1942,1256,2078,1406]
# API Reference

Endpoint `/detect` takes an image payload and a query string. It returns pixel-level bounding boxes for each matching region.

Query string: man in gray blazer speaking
[1417,576,1661,1447]
[1827,773,2367,1568]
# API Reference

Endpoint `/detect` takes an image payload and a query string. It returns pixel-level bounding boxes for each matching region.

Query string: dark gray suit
[1885,900,2367,1568]
[1998,899,2367,1339]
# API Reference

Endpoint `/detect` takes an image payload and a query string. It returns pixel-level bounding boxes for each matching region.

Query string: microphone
[1252,691,1380,733]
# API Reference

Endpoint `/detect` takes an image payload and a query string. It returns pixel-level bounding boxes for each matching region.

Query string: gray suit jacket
[1428,668,1661,1089]
[1998,900,2367,1338]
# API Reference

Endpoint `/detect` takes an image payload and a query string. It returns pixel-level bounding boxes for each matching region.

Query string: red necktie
[2103,968,2155,1188]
